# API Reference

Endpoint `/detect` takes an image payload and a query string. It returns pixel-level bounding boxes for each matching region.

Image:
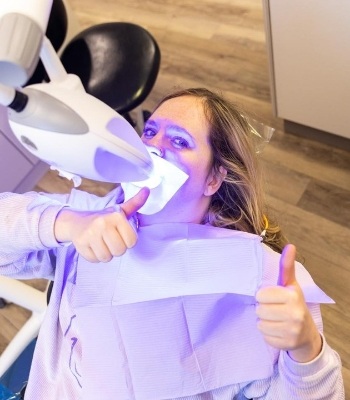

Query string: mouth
[120,154,189,215]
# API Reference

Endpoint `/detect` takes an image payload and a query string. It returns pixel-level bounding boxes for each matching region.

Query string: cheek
[164,149,212,182]
[182,161,212,190]
[164,152,191,175]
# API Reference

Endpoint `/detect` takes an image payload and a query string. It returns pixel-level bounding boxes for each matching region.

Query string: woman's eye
[172,136,190,149]
[142,128,156,139]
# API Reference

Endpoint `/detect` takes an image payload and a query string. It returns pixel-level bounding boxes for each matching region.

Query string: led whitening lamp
[0,0,188,212]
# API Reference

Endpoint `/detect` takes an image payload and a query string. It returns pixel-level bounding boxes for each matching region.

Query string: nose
[148,145,164,157]
[144,133,165,157]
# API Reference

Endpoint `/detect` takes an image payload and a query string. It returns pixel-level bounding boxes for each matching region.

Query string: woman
[0,88,344,399]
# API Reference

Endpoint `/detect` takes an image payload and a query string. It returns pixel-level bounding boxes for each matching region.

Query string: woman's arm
[256,245,323,362]
[0,187,120,274]
[253,244,344,398]
[0,186,149,274]
[242,334,344,399]
[276,334,344,399]
[53,187,149,262]
[0,191,69,278]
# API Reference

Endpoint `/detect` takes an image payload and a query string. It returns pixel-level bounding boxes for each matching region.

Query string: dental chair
[0,0,160,396]
[60,21,160,132]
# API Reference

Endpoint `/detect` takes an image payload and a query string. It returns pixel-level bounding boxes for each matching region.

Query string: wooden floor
[1,0,349,396]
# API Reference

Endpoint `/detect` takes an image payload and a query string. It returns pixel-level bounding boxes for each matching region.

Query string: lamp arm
[40,36,70,83]
[0,82,29,113]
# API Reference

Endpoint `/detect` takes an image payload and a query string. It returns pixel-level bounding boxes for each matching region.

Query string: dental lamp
[0,0,154,188]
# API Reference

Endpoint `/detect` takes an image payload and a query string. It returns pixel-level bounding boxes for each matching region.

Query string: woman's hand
[255,244,322,363]
[54,187,150,263]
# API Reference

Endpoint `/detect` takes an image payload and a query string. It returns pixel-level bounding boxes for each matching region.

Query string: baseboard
[284,120,350,152]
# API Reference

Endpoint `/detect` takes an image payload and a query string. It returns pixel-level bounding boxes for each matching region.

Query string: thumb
[277,244,297,287]
[120,187,150,218]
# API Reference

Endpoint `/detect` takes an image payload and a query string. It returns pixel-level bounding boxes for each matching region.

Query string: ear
[204,166,227,196]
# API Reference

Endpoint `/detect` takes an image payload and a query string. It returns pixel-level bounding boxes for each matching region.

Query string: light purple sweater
[0,189,344,400]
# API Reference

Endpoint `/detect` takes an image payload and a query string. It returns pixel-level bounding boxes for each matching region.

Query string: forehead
[151,96,210,142]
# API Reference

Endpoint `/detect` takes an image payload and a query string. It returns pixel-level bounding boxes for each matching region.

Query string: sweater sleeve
[243,337,344,399]
[275,334,345,399]
[0,191,67,279]
[0,186,124,279]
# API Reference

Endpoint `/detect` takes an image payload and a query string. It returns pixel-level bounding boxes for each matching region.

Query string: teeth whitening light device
[0,0,154,187]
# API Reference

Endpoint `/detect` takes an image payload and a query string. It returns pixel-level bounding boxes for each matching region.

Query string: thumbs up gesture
[54,187,150,263]
[255,244,322,362]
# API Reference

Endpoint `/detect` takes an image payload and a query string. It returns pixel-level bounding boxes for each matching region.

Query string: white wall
[264,0,350,139]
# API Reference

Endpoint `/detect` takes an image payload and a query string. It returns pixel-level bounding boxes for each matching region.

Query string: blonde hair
[155,88,287,253]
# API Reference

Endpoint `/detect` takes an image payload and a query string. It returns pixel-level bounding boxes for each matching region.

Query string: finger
[112,212,138,248]
[103,227,129,256]
[256,286,295,304]
[256,320,285,338]
[255,303,289,321]
[121,187,150,218]
[257,320,301,351]
[258,334,291,351]
[278,244,297,287]
[89,239,113,263]
[78,246,100,263]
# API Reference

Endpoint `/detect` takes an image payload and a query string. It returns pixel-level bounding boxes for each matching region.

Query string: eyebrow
[145,119,196,143]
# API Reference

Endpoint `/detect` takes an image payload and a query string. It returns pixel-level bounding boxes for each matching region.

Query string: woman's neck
[137,202,209,227]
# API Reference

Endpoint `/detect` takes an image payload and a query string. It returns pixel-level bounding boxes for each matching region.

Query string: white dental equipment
[0,0,160,187]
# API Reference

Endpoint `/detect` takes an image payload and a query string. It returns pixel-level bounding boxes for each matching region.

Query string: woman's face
[140,95,222,223]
